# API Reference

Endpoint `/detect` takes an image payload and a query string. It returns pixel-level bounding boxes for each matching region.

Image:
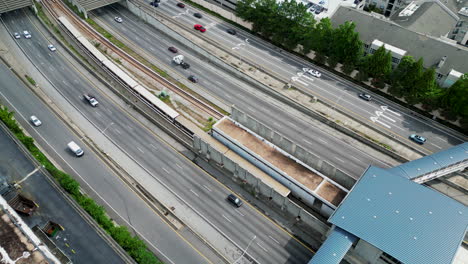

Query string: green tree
[330,21,362,65]
[439,74,468,117]
[361,46,392,78]
[301,18,333,56]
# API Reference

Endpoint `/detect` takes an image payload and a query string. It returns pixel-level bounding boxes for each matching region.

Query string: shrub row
[0,105,161,264]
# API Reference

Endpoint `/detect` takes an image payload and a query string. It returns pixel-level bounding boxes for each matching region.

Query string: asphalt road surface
[0,124,127,263]
[0,31,209,264]
[138,0,467,153]
[2,10,314,264]
[92,4,394,178]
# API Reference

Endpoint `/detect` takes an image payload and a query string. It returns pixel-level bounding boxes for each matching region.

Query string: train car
[102,59,139,88]
[58,16,82,39]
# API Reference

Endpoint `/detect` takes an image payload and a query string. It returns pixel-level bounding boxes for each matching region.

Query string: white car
[308,69,322,78]
[114,17,123,23]
[30,116,42,126]
[23,30,31,39]
[48,44,57,52]
[13,32,20,39]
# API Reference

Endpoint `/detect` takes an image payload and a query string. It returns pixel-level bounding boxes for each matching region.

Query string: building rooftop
[214,117,347,206]
[329,166,468,264]
[331,6,468,76]
[391,1,458,38]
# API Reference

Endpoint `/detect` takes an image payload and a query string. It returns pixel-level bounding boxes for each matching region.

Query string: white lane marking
[150,144,158,150]
[95,111,102,117]
[235,210,245,217]
[176,163,183,169]
[62,80,68,85]
[335,157,345,163]
[302,75,315,82]
[268,235,280,244]
[137,147,144,153]
[222,214,232,223]
[215,81,223,86]
[114,128,121,134]
[430,143,442,149]
[163,167,170,174]
[291,77,308,86]
[49,66,55,71]
[107,108,112,115]
[150,47,155,51]
[273,122,282,128]
[127,125,134,130]
[319,138,328,144]
[202,185,212,192]
[381,106,401,116]
[351,156,362,162]
[435,136,445,141]
[256,242,268,252]
[190,189,200,197]
[303,139,312,145]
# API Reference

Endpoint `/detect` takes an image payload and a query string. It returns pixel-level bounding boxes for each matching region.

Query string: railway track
[42,0,224,121]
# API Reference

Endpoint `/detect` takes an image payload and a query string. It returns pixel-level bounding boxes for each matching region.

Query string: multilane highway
[92,4,394,178]
[2,9,313,263]
[140,0,467,153]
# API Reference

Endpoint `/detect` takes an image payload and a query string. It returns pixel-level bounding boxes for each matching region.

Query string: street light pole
[233,235,257,264]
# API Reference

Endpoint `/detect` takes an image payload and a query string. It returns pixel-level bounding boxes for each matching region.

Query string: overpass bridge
[0,0,32,14]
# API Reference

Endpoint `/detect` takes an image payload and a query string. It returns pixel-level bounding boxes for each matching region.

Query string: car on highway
[23,31,31,39]
[307,69,321,78]
[13,32,20,39]
[176,2,185,8]
[227,194,243,207]
[359,93,371,101]
[30,116,42,127]
[150,2,159,7]
[226,28,236,35]
[194,24,206,32]
[409,134,426,144]
[114,17,123,23]
[188,75,198,83]
[168,46,178,53]
[193,13,202,18]
[83,94,99,107]
[47,44,57,52]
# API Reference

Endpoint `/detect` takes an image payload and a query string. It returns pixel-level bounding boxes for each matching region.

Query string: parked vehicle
[194,24,206,32]
[359,93,371,101]
[23,30,31,39]
[177,2,185,8]
[227,194,242,207]
[226,28,236,35]
[13,32,20,39]
[168,46,178,53]
[47,44,57,52]
[30,115,42,127]
[67,141,84,157]
[114,17,123,23]
[409,134,426,144]
[188,75,198,83]
[83,94,99,107]
[173,55,190,69]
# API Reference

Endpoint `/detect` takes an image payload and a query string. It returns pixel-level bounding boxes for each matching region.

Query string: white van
[67,141,84,157]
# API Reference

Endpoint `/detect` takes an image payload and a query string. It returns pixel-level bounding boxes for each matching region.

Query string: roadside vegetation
[235,0,468,132]
[0,104,161,264]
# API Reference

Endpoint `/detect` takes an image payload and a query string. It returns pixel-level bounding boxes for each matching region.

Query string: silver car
[23,30,31,39]
[30,116,42,126]
[13,32,20,39]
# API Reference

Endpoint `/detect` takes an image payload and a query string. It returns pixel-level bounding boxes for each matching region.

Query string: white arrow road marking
[291,77,308,86]
[302,75,315,82]
[380,114,396,122]
[375,111,395,122]
[296,72,304,77]
[370,116,391,128]
[381,106,401,116]
[245,38,249,43]
[302,67,310,72]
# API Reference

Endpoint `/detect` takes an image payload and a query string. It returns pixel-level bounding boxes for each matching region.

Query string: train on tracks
[57,16,194,137]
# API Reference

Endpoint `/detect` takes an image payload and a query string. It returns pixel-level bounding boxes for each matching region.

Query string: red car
[176,2,185,8]
[194,24,206,33]
[168,46,178,53]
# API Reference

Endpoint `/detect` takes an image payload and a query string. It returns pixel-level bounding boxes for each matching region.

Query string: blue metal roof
[329,166,468,264]
[388,142,468,179]
[308,227,357,264]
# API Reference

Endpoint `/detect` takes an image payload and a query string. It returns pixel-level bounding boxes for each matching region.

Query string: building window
[391,57,400,64]
[380,252,402,264]
[436,73,444,80]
